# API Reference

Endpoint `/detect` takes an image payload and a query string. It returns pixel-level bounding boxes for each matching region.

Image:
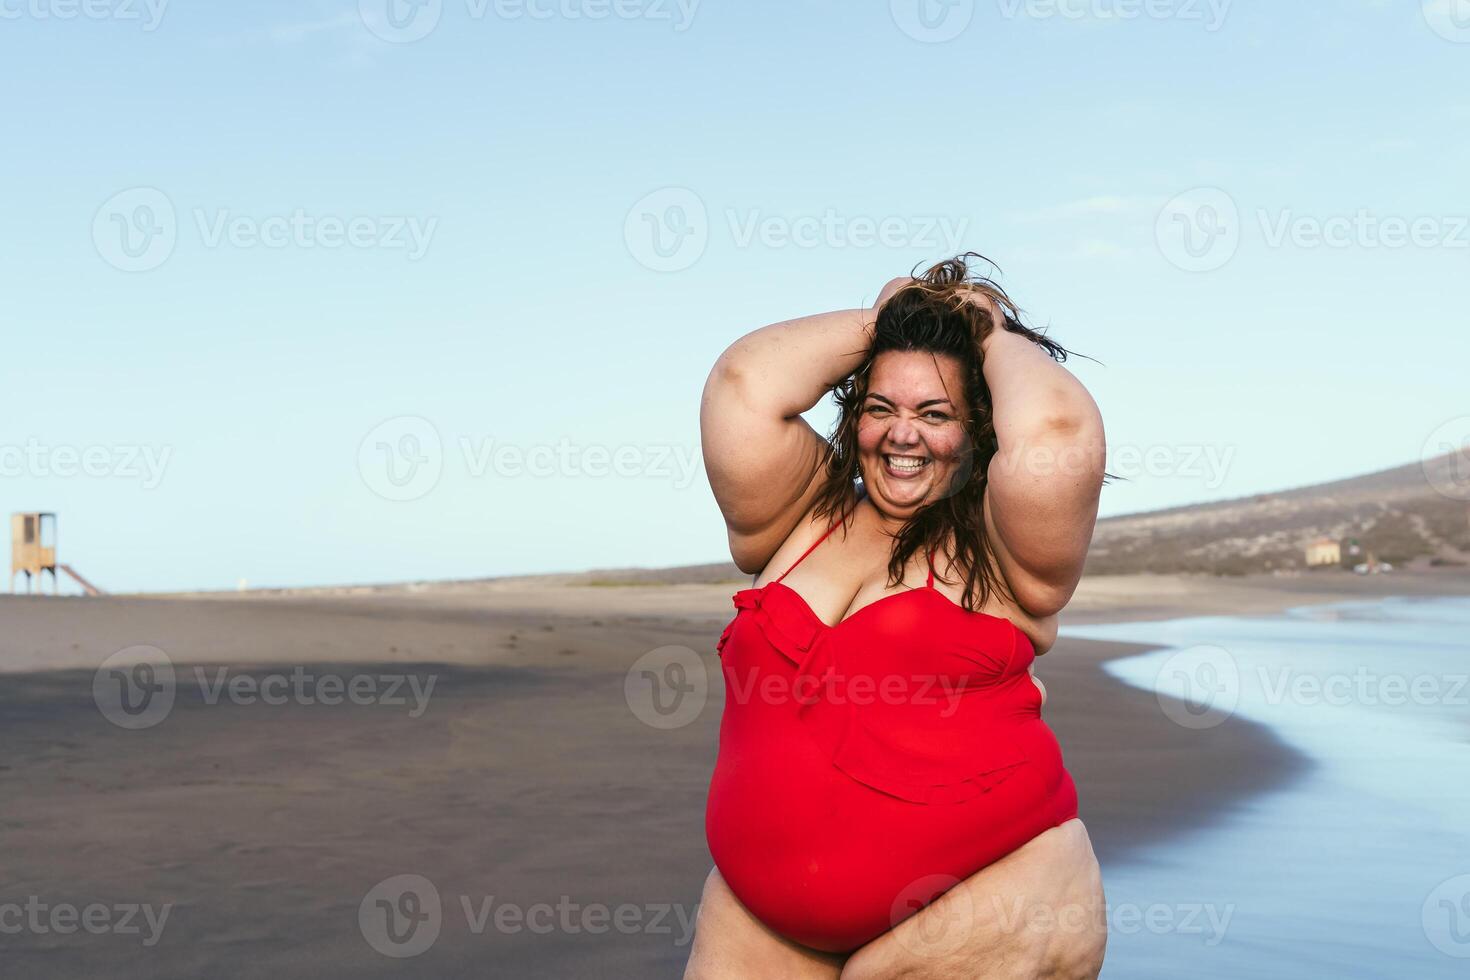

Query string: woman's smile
[882,453,931,479]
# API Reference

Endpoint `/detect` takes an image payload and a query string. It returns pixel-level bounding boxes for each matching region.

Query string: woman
[685,255,1109,979]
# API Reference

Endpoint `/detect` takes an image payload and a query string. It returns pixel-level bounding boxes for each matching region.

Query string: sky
[1,0,1467,592]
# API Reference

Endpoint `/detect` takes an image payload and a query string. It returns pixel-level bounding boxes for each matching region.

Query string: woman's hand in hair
[960,287,1010,353]
[874,276,914,311]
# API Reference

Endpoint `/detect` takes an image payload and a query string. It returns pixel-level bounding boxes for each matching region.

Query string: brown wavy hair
[809,252,1104,613]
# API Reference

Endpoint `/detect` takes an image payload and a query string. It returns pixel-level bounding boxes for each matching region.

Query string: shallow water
[1060,594,1470,979]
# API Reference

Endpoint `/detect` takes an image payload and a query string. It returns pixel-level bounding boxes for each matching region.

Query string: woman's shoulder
[932,528,1060,654]
[751,483,864,586]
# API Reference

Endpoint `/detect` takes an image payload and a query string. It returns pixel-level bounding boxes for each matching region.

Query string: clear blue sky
[2,0,1466,592]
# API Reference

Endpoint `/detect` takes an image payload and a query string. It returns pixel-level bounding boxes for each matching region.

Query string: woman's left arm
[979,323,1106,618]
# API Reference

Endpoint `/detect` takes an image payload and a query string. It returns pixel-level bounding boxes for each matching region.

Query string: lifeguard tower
[10,513,104,596]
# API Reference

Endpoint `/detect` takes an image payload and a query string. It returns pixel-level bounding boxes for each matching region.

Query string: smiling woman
[688,254,1109,979]
[808,260,1094,621]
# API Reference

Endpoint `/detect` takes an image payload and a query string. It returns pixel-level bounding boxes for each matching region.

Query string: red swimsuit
[704,511,1079,952]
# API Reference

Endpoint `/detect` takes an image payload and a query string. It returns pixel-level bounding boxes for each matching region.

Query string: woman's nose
[887,415,921,446]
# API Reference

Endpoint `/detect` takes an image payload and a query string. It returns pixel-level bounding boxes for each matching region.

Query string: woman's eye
[864,406,889,416]
[924,412,950,421]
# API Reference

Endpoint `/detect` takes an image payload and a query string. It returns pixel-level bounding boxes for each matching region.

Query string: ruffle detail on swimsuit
[716,587,824,669]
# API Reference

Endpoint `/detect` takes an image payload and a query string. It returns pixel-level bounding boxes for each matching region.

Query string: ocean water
[1060,594,1470,980]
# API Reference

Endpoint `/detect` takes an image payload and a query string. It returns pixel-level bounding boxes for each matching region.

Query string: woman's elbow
[1014,572,1083,619]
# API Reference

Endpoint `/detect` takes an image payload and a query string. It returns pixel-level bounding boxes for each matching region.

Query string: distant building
[1305,537,1342,567]
[11,512,57,593]
[9,513,105,596]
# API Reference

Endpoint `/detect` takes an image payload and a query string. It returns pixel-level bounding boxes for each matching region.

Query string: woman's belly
[705,694,1079,953]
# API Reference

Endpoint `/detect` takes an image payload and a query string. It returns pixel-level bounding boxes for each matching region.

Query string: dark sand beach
[2,569,1465,978]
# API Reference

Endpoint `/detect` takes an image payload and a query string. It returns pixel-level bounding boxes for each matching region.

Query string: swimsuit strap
[773,513,846,585]
[926,545,936,588]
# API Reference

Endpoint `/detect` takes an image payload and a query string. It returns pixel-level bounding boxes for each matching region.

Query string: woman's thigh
[840,819,1107,980]
[683,867,847,980]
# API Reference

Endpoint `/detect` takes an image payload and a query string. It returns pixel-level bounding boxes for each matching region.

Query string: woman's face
[856,350,972,521]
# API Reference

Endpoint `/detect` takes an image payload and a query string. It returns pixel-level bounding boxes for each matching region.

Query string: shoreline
[5,569,1465,672]
[0,571,1463,976]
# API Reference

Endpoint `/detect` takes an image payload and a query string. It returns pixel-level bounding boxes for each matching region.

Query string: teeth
[886,455,928,471]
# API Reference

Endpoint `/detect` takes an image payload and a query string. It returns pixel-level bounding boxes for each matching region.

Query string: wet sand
[1,569,1464,977]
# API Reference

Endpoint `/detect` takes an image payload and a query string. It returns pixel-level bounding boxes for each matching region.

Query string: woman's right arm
[699,282,904,573]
